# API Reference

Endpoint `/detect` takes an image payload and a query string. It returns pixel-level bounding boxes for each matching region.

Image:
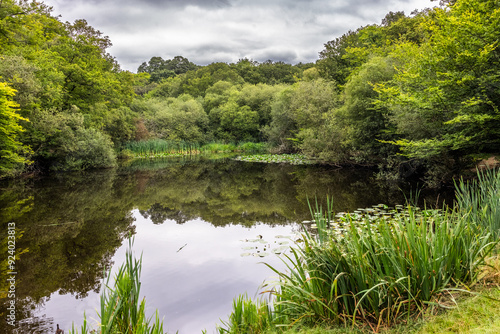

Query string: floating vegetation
[240,233,298,257]
[233,154,315,165]
[304,203,444,238]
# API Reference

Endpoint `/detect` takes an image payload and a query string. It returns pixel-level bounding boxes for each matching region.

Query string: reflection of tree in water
[140,203,192,224]
[0,170,136,334]
[134,161,455,226]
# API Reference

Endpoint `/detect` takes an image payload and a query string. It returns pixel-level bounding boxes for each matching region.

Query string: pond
[0,156,453,333]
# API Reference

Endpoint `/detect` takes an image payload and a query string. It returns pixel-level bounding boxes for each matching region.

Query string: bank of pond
[0,157,497,333]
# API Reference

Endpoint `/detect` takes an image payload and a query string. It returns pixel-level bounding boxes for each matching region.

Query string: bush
[29,109,116,171]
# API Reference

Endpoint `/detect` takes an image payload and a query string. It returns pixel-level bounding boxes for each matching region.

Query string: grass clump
[219,169,500,333]
[217,294,275,334]
[70,238,165,334]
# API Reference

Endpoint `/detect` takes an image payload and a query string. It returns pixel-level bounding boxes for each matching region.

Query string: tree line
[1,0,498,186]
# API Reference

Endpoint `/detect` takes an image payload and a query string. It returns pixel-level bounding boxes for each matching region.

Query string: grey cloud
[64,0,232,9]
[254,49,299,64]
[44,0,433,71]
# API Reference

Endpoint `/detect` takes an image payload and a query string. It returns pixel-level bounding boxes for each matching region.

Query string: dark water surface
[0,157,452,333]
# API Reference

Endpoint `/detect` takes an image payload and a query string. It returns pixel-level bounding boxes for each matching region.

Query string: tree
[0,81,31,176]
[265,79,339,154]
[317,30,361,86]
[375,0,500,183]
[141,95,209,143]
[210,99,260,142]
[338,56,397,163]
[137,56,198,83]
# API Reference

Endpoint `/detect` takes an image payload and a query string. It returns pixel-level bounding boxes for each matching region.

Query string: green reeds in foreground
[70,238,165,334]
[217,294,275,334]
[220,169,500,332]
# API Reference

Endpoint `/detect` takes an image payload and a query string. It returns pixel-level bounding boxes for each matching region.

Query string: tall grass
[220,169,500,332]
[122,139,268,158]
[454,168,500,239]
[123,139,201,157]
[70,238,165,334]
[217,294,275,334]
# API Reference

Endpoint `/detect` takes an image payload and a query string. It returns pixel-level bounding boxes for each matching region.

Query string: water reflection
[0,157,453,333]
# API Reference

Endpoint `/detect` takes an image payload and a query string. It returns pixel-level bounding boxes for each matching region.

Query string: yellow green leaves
[0,81,32,176]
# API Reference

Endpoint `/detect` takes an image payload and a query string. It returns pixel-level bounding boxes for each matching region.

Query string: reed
[454,168,500,240]
[122,140,268,158]
[123,139,201,158]
[217,294,275,334]
[70,238,165,334]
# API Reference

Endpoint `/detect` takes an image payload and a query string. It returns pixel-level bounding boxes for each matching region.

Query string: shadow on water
[0,156,454,333]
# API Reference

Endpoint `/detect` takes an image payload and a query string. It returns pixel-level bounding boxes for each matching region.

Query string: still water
[0,156,451,333]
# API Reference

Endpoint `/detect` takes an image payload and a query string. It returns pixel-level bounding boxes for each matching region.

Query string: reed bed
[123,139,201,158]
[220,169,500,333]
[122,140,268,158]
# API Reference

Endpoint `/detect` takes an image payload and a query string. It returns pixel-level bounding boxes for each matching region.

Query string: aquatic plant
[234,154,315,165]
[70,238,165,334]
[220,169,500,332]
[268,200,495,329]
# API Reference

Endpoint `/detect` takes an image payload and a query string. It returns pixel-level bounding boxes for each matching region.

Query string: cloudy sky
[42,0,435,72]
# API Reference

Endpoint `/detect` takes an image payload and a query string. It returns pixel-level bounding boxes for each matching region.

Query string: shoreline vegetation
[119,138,317,165]
[119,140,269,159]
[1,0,500,188]
[69,168,500,333]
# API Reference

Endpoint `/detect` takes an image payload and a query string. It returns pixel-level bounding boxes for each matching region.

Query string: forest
[1,0,499,187]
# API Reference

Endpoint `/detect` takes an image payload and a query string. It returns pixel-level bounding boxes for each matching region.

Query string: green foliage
[203,81,282,141]
[1,0,496,181]
[337,56,397,163]
[0,1,139,172]
[137,55,199,83]
[0,55,43,112]
[265,79,339,156]
[230,58,306,85]
[0,81,31,176]
[139,94,209,142]
[376,0,500,165]
[29,109,116,171]
[210,100,260,142]
[318,10,429,86]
